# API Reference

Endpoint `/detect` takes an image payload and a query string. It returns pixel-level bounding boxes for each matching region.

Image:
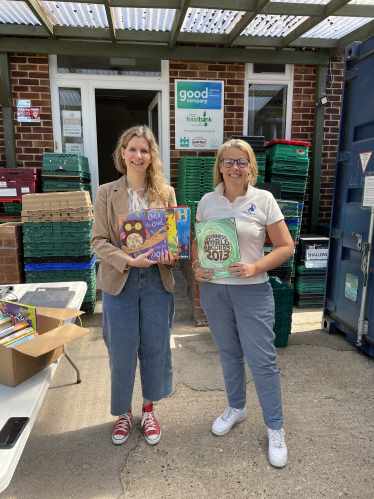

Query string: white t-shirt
[196,182,284,285]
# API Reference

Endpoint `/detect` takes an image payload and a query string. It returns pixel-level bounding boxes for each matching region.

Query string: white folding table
[0,281,87,493]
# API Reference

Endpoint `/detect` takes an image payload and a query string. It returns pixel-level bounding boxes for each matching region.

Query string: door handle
[352,232,363,251]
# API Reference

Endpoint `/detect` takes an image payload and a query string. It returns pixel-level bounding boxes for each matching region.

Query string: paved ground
[3,308,374,499]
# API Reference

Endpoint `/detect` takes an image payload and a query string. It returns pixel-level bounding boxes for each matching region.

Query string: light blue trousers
[102,266,175,416]
[199,281,283,430]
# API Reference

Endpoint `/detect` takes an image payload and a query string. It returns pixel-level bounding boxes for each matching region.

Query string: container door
[324,36,374,354]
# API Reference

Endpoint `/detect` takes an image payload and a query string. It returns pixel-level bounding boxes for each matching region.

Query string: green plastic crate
[23,220,93,233]
[266,143,309,162]
[274,334,290,347]
[4,202,22,212]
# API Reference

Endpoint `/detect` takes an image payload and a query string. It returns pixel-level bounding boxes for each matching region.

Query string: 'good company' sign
[175,80,224,150]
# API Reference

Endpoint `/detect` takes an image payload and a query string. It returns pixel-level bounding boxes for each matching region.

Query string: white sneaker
[267,428,288,467]
[211,406,246,436]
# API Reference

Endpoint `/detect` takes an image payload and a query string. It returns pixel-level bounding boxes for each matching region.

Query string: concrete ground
[3,307,374,499]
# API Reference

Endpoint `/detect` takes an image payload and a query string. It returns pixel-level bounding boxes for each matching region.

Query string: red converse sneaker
[112,409,132,445]
[141,404,161,445]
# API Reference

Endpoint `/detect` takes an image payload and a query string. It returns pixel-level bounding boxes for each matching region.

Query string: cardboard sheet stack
[21,191,97,314]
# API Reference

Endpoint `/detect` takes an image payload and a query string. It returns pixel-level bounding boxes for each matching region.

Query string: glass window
[57,56,161,76]
[248,84,287,141]
[59,88,84,155]
[253,63,286,75]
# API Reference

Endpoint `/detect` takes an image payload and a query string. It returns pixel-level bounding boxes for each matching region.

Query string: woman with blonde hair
[92,125,176,446]
[191,138,294,467]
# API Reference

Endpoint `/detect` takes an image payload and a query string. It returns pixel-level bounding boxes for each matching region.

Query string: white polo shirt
[196,182,284,285]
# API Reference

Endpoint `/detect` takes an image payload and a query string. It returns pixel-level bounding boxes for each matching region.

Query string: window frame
[243,63,294,140]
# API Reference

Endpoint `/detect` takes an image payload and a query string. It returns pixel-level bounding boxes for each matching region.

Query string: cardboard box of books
[0,300,90,388]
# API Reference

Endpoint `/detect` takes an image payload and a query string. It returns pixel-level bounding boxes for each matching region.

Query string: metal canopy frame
[0,0,373,59]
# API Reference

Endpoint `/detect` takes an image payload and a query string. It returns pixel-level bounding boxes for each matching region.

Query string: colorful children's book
[165,208,179,258]
[194,217,241,279]
[175,206,191,259]
[118,209,168,261]
[0,300,38,340]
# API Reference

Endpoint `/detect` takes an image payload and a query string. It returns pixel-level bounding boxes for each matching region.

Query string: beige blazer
[91,175,177,295]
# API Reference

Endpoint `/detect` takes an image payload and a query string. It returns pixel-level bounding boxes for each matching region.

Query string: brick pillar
[0,53,54,169]
[0,222,25,284]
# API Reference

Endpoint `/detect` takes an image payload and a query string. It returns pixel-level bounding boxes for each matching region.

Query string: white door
[148,92,162,151]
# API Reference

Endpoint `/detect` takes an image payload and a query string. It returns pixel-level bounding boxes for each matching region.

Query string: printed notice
[363,176,374,207]
[175,80,224,150]
[62,110,82,137]
[345,273,359,302]
[65,142,84,155]
[306,248,329,260]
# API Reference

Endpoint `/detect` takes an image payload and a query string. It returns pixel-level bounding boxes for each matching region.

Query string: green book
[194,217,241,279]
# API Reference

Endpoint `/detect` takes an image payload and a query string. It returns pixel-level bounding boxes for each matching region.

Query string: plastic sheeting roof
[0,0,374,49]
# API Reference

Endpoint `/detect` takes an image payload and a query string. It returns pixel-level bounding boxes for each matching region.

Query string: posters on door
[62,110,82,137]
[175,80,224,150]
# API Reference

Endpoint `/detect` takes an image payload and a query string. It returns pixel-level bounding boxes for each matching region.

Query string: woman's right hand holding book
[128,249,157,268]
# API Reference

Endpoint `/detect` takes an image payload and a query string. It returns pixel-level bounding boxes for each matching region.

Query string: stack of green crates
[22,191,96,314]
[265,140,310,203]
[269,276,294,347]
[255,152,266,183]
[42,153,92,200]
[294,235,328,308]
[177,156,215,222]
[265,200,303,284]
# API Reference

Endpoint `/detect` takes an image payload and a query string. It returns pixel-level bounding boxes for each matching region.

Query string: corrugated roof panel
[242,14,307,37]
[181,9,244,34]
[0,0,40,25]
[112,8,176,31]
[303,16,373,37]
[38,2,108,27]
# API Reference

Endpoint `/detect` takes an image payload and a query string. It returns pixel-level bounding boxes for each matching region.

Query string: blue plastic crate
[25,256,96,272]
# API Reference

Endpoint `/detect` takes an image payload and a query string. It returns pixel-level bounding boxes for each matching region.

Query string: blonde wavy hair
[213,139,258,189]
[113,125,169,205]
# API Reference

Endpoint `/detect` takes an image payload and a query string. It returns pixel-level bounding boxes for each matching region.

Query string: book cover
[0,300,38,337]
[175,207,191,259]
[118,209,168,261]
[194,217,241,279]
[165,208,179,258]
[0,327,35,345]
[6,331,38,348]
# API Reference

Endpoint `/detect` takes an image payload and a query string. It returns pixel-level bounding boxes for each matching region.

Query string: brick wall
[0,222,25,284]
[0,53,54,169]
[291,55,345,231]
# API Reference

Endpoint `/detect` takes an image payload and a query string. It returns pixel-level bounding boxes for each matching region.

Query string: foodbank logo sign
[186,112,212,126]
[177,81,222,109]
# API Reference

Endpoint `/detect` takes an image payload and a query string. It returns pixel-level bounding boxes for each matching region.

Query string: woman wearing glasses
[191,138,294,468]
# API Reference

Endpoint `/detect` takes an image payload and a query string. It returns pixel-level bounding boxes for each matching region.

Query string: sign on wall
[175,80,224,150]
[17,100,40,123]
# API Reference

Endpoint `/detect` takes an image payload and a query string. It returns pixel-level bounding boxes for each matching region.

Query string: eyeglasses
[221,158,250,168]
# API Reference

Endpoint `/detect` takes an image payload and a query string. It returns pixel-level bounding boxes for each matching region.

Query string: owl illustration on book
[120,219,150,250]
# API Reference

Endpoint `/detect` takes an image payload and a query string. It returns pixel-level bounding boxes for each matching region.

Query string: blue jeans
[199,281,283,430]
[102,266,175,416]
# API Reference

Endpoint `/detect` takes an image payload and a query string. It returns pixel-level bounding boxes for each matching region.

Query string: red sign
[17,106,40,123]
